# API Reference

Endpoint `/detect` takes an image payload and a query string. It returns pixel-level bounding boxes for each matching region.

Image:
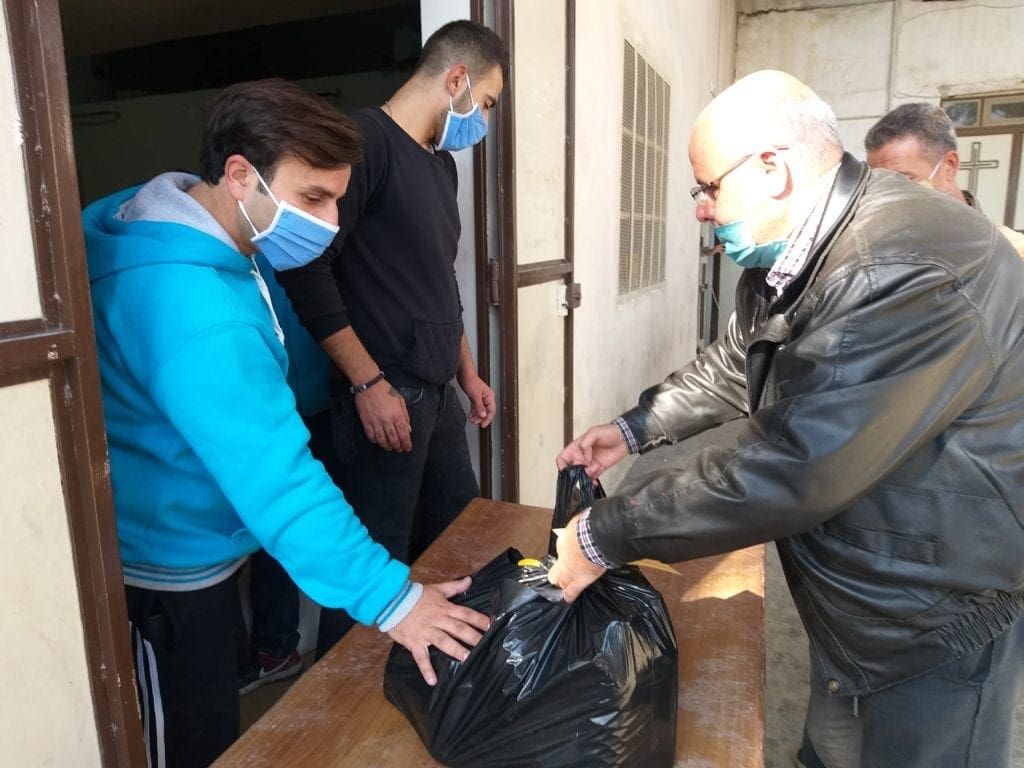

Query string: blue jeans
[315,382,479,657]
[803,610,1024,767]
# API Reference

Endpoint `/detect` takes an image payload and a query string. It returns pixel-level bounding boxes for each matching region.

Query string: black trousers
[126,577,241,768]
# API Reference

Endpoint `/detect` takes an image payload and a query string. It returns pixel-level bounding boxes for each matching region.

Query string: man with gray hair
[550,70,1024,767]
[866,102,1024,256]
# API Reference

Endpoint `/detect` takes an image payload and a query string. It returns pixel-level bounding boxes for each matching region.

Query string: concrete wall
[571,0,736,487]
[0,12,102,766]
[735,0,1024,159]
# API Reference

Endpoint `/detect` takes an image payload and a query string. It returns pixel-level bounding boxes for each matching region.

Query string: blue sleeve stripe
[376,580,424,632]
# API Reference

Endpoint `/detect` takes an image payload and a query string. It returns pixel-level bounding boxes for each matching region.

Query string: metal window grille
[619,40,670,294]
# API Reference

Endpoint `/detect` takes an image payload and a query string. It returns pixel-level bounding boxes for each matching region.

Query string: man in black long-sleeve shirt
[276,20,507,656]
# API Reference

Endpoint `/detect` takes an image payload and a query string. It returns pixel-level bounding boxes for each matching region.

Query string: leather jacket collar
[744,153,869,410]
[778,152,870,309]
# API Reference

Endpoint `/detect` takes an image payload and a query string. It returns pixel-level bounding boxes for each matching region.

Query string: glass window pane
[943,100,979,128]
[985,96,1024,126]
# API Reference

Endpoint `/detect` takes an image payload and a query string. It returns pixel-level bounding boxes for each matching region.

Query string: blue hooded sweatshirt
[83,173,411,626]
[253,251,330,417]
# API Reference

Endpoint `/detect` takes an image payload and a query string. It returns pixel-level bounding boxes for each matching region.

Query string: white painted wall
[1,383,103,767]
[0,19,40,323]
[735,0,1024,159]
[570,0,736,489]
[0,15,102,765]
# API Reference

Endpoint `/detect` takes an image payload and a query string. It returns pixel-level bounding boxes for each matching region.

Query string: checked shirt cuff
[612,416,639,454]
[576,509,620,569]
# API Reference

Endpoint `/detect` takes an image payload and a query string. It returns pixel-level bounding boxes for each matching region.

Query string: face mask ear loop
[237,200,259,237]
[249,165,281,206]
[448,73,476,115]
[238,164,280,237]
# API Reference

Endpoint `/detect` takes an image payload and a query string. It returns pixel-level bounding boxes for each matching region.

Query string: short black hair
[198,79,363,184]
[864,103,958,161]
[414,20,508,83]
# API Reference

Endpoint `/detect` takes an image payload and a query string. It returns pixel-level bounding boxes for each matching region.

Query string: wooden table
[216,498,765,767]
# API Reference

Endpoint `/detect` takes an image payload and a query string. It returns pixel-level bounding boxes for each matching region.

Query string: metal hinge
[555,282,582,316]
[566,282,582,309]
[487,259,500,306]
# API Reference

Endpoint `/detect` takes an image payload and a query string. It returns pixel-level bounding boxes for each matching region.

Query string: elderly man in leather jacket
[549,70,1024,768]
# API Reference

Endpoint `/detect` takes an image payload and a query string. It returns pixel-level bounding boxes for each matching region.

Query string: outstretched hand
[387,577,490,685]
[556,423,628,479]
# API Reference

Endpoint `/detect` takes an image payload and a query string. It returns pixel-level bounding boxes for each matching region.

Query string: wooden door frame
[1,1,145,764]
[486,0,576,502]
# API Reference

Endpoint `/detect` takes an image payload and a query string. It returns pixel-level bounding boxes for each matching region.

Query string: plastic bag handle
[549,465,605,556]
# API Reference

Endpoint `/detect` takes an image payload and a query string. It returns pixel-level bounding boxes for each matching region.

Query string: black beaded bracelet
[349,371,386,394]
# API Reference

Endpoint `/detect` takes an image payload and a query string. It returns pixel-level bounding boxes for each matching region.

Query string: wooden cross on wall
[960,141,999,195]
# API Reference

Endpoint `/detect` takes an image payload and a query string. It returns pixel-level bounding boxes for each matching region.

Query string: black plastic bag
[383,470,678,767]
[549,463,605,555]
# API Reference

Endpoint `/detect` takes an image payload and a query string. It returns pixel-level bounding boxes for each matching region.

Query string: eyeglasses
[689,146,789,205]
[689,154,753,205]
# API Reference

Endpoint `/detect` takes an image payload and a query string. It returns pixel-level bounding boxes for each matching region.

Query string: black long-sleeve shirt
[276,107,465,387]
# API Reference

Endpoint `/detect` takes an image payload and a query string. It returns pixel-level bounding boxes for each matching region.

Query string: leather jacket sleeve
[590,258,998,567]
[619,309,749,452]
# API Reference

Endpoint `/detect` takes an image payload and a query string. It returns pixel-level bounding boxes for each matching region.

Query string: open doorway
[59,0,427,734]
[61,1,421,205]
[61,1,496,496]
[56,0,505,749]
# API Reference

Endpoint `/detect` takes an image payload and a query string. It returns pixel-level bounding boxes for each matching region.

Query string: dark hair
[414,20,508,83]
[864,102,958,161]
[197,79,363,184]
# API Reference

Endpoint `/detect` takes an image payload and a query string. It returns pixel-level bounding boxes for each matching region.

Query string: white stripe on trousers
[132,622,166,768]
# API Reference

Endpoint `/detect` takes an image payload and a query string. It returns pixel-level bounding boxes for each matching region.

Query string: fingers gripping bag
[383,467,678,767]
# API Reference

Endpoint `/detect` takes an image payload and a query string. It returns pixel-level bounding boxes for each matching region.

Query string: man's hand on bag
[355,382,412,451]
[547,515,606,603]
[556,423,628,480]
[387,577,490,686]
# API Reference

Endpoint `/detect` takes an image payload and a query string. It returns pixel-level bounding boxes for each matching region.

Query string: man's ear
[939,149,960,181]
[759,149,792,199]
[224,154,251,201]
[443,63,469,97]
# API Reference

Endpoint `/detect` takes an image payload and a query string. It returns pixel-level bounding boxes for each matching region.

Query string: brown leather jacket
[591,154,1024,695]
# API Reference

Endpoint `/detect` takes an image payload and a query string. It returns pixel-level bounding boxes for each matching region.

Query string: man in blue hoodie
[83,79,490,768]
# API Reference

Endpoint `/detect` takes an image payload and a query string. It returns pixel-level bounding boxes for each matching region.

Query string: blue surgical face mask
[238,166,339,271]
[713,219,788,269]
[435,74,488,152]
